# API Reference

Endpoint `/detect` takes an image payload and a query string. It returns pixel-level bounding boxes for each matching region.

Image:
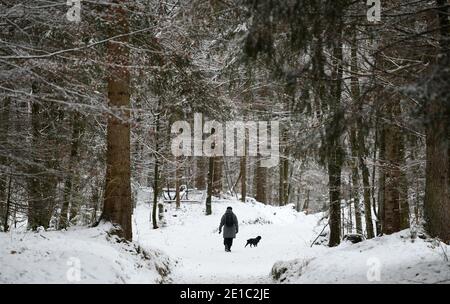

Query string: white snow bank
[272,230,450,284]
[0,224,172,284]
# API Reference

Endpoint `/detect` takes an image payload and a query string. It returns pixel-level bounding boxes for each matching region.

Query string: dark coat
[219,210,239,239]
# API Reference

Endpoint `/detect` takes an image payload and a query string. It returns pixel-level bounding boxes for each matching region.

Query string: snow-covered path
[133,195,325,283]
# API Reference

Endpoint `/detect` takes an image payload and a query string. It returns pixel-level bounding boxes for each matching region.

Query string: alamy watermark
[66,257,81,282]
[367,0,381,22]
[66,0,81,23]
[366,257,382,282]
[67,1,381,23]
[171,113,279,168]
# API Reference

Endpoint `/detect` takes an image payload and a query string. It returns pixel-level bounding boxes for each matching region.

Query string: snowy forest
[0,0,449,284]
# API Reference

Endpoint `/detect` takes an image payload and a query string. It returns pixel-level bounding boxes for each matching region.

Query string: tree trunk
[205,156,214,215]
[360,158,375,238]
[239,115,248,202]
[152,108,161,230]
[0,97,10,230]
[60,112,82,229]
[382,100,403,235]
[279,155,284,206]
[102,1,132,240]
[303,189,310,213]
[282,156,289,205]
[347,175,353,233]
[350,126,363,234]
[69,174,80,224]
[424,98,449,241]
[3,177,12,232]
[240,153,247,202]
[91,176,100,224]
[255,157,267,204]
[28,101,41,230]
[423,0,450,244]
[341,201,345,237]
[152,156,159,229]
[195,157,206,189]
[350,35,374,238]
[27,100,55,230]
[327,24,344,247]
[399,139,410,230]
[278,128,290,206]
[328,153,343,247]
[212,156,222,196]
[372,114,382,235]
[175,163,181,209]
[378,126,386,234]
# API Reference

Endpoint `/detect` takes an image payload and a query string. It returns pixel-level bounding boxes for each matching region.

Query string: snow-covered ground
[272,230,450,284]
[0,190,448,284]
[133,191,450,284]
[133,194,326,283]
[0,224,171,283]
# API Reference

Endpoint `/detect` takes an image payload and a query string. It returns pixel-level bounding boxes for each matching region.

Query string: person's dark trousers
[224,238,233,251]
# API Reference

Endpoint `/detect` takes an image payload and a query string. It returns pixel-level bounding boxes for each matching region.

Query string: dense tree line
[0,0,448,244]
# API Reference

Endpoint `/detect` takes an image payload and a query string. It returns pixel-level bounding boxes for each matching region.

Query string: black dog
[245,236,262,248]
